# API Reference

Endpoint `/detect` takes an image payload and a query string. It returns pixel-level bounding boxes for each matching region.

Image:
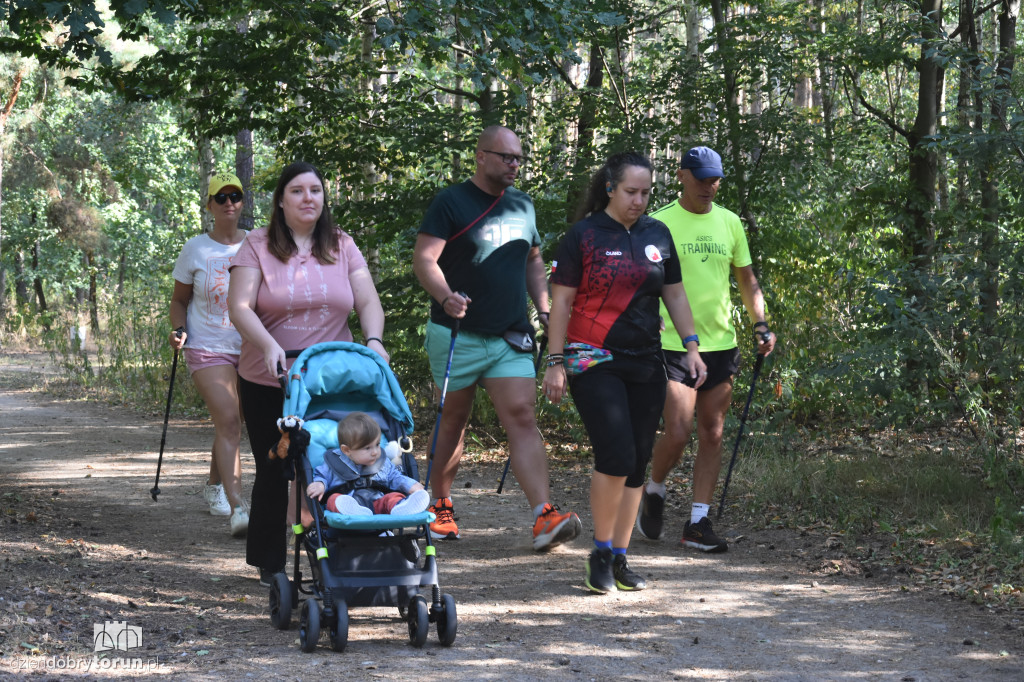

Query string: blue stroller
[266,342,457,652]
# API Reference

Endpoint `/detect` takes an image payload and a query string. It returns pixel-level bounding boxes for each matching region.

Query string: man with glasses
[412,125,581,551]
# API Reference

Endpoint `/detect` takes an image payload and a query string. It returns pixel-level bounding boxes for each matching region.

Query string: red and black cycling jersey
[550,212,681,356]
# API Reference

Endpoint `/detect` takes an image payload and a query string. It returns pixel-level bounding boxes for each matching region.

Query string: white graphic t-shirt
[172,232,247,353]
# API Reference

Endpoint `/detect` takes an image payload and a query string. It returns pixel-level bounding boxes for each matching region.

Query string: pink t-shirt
[230,227,368,386]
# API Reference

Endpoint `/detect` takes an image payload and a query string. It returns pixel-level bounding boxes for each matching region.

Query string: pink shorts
[183,348,240,375]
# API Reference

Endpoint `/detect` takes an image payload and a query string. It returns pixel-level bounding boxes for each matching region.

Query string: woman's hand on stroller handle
[264,342,287,382]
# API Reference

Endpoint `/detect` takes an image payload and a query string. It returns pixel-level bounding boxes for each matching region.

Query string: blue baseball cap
[680,146,723,179]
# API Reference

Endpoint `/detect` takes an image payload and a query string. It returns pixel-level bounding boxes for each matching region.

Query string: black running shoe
[635,489,665,540]
[612,554,647,591]
[585,547,615,594]
[682,517,728,553]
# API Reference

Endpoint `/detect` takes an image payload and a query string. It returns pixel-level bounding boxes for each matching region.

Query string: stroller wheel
[329,601,348,652]
[407,595,429,648]
[268,573,292,630]
[436,593,457,646]
[299,599,321,653]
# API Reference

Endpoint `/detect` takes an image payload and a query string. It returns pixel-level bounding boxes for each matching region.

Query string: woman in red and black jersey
[543,152,707,594]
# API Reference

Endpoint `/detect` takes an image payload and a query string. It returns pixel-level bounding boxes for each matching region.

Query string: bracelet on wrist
[545,353,564,368]
[682,334,699,346]
[365,337,383,346]
[173,326,185,336]
[753,321,769,330]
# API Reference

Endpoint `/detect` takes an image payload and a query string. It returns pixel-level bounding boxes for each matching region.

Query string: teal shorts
[424,320,536,391]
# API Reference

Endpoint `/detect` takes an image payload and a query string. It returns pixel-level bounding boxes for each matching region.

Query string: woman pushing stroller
[229,161,390,587]
[306,412,429,518]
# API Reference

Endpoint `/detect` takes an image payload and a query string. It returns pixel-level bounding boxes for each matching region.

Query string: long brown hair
[267,161,339,264]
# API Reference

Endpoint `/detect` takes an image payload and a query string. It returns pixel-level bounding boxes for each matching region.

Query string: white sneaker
[230,504,250,538]
[203,484,231,516]
[332,495,372,516]
[391,489,430,516]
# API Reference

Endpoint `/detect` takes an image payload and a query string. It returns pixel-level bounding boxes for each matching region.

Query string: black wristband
[753,321,769,330]
[365,337,383,346]
[174,326,185,336]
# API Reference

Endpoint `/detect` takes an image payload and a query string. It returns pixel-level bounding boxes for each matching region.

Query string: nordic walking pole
[151,331,182,501]
[717,331,770,519]
[424,318,460,488]
[496,333,546,494]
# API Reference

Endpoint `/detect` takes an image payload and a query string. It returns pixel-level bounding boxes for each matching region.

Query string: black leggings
[239,377,290,572]
[568,354,667,488]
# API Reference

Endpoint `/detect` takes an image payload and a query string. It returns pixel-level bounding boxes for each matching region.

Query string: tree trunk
[359,7,382,282]
[32,242,47,315]
[14,250,29,304]
[955,0,977,207]
[710,0,759,234]
[979,0,1019,332]
[234,14,255,232]
[812,0,835,163]
[235,129,255,231]
[904,1,942,278]
[86,250,99,335]
[0,71,25,323]
[684,0,700,59]
[566,42,604,222]
[199,137,215,233]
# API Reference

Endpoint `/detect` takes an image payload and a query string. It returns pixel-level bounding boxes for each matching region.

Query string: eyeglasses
[213,191,243,205]
[481,149,525,166]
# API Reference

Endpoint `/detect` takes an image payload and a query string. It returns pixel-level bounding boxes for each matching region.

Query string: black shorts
[568,354,666,487]
[664,347,740,391]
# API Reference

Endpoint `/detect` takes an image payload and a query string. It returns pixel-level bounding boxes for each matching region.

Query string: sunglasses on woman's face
[213,191,243,205]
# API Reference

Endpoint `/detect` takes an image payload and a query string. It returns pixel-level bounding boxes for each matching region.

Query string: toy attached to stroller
[266,342,457,652]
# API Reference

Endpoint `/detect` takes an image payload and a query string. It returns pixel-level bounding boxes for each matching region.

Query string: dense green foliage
[2,1,1024,579]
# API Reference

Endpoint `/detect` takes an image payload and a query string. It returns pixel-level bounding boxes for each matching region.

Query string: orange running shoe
[532,503,581,551]
[428,497,460,540]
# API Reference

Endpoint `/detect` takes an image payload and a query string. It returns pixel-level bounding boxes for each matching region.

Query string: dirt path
[1,374,1022,680]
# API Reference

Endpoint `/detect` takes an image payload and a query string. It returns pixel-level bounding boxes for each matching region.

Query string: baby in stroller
[306,412,430,518]
[267,341,456,653]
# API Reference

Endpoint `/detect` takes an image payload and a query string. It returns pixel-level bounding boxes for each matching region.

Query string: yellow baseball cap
[208,172,244,196]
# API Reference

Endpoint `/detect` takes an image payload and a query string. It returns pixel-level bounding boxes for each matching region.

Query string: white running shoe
[203,484,231,516]
[332,495,372,516]
[391,489,430,516]
[230,504,250,537]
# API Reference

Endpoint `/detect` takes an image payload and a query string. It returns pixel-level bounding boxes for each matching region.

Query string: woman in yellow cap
[168,171,250,537]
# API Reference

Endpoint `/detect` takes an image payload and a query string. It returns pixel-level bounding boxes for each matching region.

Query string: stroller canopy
[283,342,415,438]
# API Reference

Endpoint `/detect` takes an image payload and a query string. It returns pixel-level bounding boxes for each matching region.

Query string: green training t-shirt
[418,180,540,336]
[650,200,752,352]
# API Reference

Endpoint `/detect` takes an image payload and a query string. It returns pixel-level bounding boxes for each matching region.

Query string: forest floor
[1,351,1022,680]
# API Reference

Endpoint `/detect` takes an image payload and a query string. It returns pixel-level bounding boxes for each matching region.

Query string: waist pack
[564,342,613,376]
[503,320,535,353]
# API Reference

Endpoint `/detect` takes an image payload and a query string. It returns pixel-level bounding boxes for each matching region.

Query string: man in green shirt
[637,146,776,552]
[412,125,581,551]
